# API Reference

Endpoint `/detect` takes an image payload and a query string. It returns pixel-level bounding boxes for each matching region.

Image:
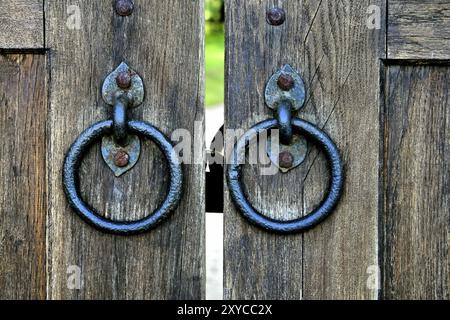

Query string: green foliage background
[205,0,224,107]
[206,0,223,23]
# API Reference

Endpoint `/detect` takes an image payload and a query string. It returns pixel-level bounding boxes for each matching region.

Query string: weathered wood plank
[382,65,449,299]
[224,0,384,299]
[388,0,450,60]
[46,0,204,299]
[0,1,44,49]
[0,54,47,299]
[301,0,385,300]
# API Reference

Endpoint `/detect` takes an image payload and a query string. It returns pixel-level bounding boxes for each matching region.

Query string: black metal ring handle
[63,120,183,235]
[227,118,344,234]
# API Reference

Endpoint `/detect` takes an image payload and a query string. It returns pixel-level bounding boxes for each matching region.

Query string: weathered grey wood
[46,0,204,299]
[0,54,47,299]
[224,0,385,299]
[382,65,449,299]
[388,0,450,60]
[0,1,44,49]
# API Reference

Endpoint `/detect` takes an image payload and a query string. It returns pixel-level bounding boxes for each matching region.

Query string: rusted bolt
[113,150,130,167]
[266,7,286,26]
[277,73,295,91]
[279,151,294,168]
[116,71,132,89]
[115,0,134,16]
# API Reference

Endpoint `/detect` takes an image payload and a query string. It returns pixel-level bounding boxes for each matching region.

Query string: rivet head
[266,7,286,26]
[113,151,130,167]
[116,71,132,89]
[115,0,134,16]
[277,73,295,91]
[279,151,294,168]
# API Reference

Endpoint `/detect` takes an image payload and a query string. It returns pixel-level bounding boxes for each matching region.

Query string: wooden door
[0,0,205,299]
[0,0,448,301]
[224,0,448,300]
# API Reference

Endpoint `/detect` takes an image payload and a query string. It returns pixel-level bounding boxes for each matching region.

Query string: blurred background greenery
[205,0,224,107]
[205,1,225,301]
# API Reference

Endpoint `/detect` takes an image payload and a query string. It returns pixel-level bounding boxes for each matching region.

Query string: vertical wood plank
[382,65,449,299]
[224,0,385,299]
[46,0,204,299]
[301,0,385,300]
[0,54,47,299]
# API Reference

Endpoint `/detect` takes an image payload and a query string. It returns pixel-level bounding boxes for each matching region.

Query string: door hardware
[266,7,286,26]
[226,64,344,233]
[265,65,308,171]
[115,0,134,16]
[101,62,144,176]
[63,62,183,235]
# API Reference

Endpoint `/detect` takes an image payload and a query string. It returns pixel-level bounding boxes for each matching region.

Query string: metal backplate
[102,62,144,108]
[267,134,308,173]
[101,135,141,177]
[265,64,306,111]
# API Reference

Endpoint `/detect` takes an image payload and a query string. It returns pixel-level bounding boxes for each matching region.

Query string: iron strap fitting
[265,64,308,172]
[101,62,145,176]
[63,62,183,235]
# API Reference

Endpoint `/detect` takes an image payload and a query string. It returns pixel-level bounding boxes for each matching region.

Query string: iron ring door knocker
[63,63,183,235]
[227,65,344,234]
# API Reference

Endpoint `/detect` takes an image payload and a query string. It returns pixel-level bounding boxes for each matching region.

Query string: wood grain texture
[224,0,385,299]
[0,0,44,49]
[46,0,204,299]
[0,54,47,299]
[388,0,450,60]
[382,65,449,299]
